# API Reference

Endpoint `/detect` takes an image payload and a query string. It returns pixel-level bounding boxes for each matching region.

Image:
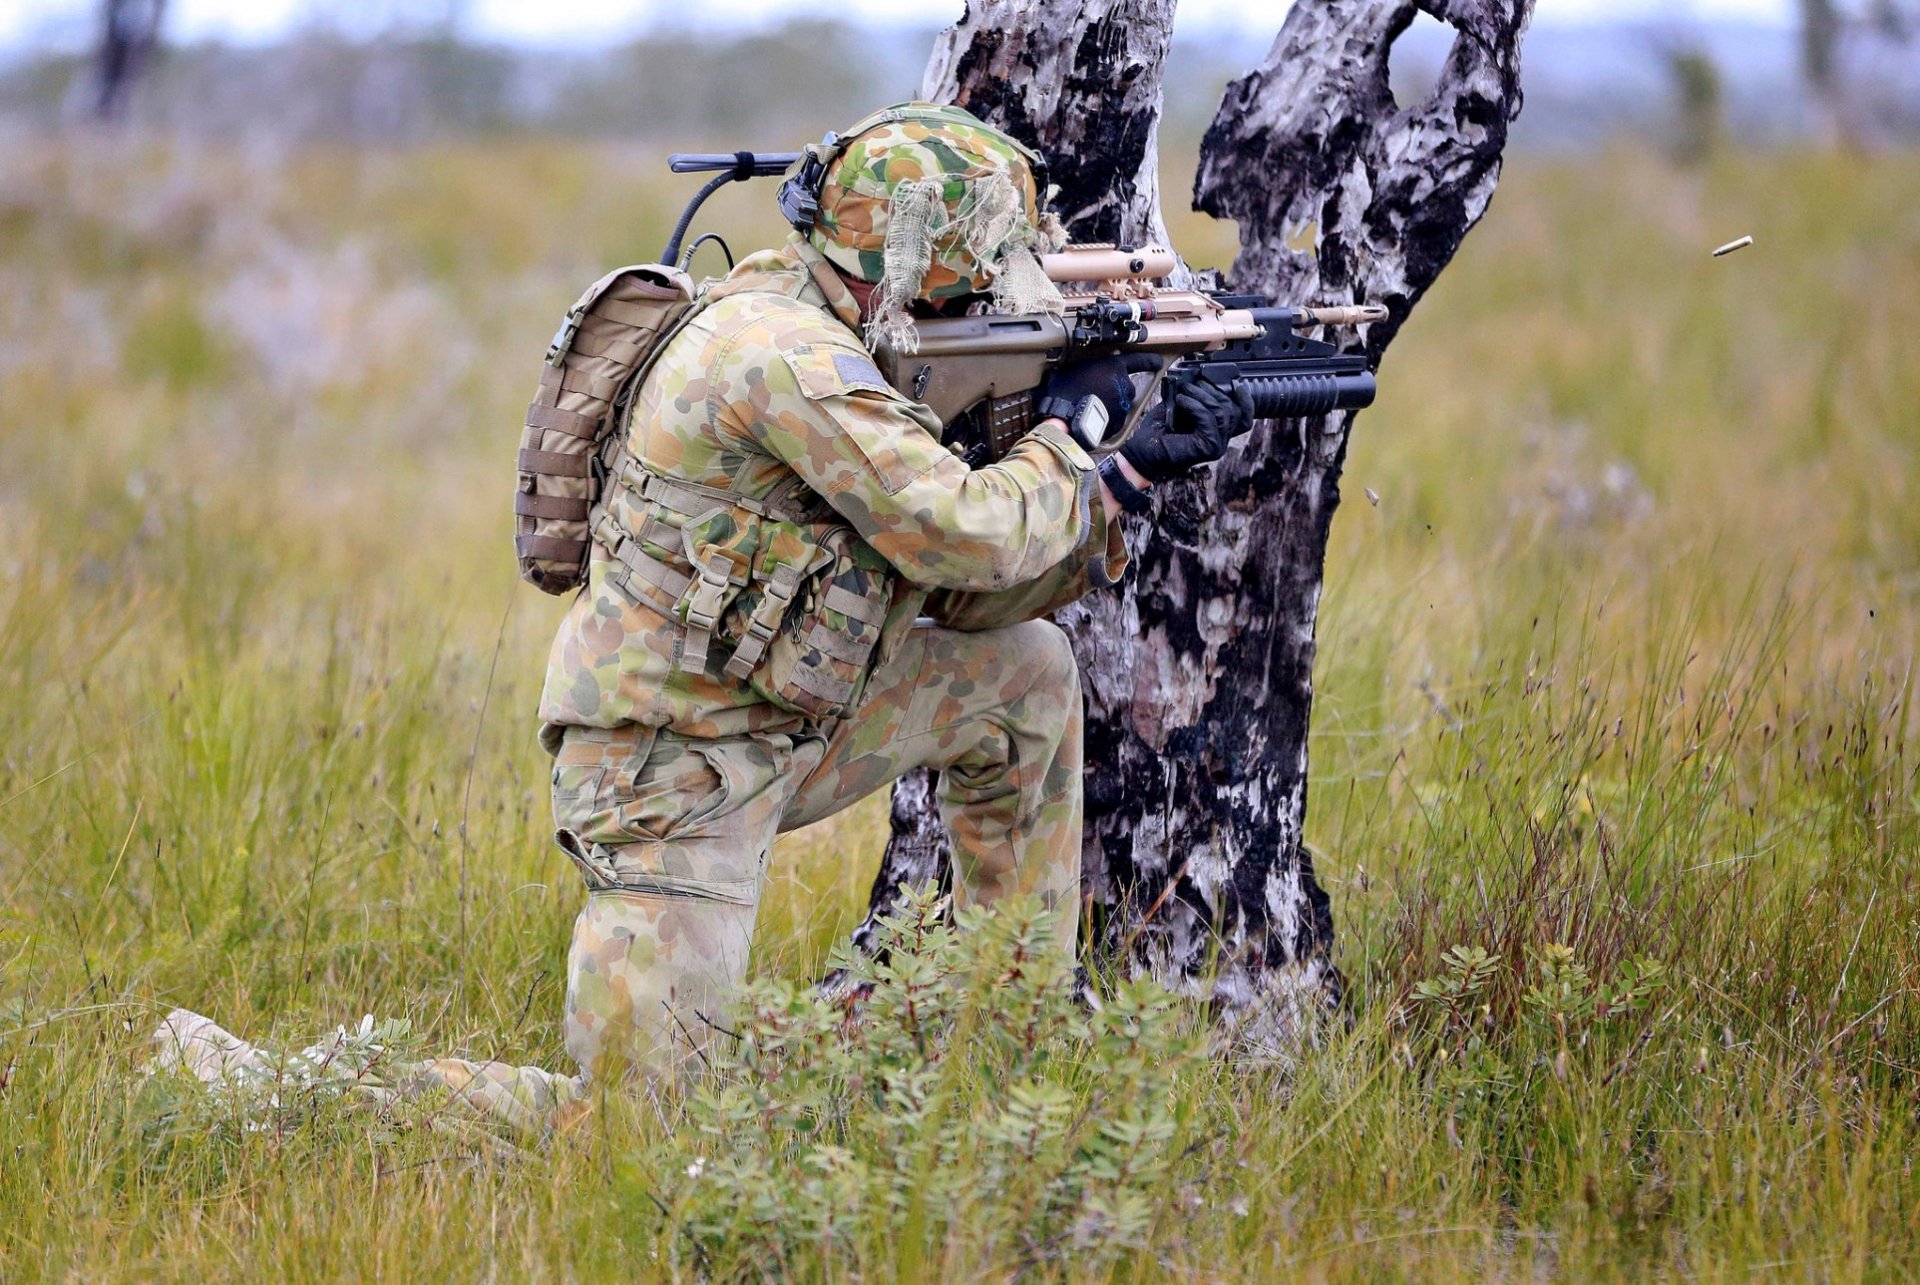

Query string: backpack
[515,264,701,595]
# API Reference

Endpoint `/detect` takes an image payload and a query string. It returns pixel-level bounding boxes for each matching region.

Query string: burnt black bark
[860,0,1535,1055]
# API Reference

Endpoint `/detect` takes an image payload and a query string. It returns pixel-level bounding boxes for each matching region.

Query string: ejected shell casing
[1712,235,1754,257]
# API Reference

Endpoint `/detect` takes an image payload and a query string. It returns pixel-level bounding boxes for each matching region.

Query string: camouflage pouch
[596,460,893,718]
[671,505,762,675]
[747,525,893,720]
[516,264,700,595]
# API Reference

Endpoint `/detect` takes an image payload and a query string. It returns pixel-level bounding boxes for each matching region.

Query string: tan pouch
[595,474,893,715]
[515,264,699,595]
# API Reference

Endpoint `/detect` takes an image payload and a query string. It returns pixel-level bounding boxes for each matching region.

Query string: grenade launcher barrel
[1165,301,1379,422]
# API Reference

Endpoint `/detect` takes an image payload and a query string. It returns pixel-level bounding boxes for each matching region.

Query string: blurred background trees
[1797,0,1917,145]
[7,1,1917,148]
[88,0,165,121]
[1661,43,1725,164]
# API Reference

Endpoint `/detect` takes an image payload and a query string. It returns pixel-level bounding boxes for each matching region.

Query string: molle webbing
[594,449,891,720]
[723,562,804,681]
[610,449,819,527]
[514,263,700,596]
[592,508,692,600]
[596,450,820,678]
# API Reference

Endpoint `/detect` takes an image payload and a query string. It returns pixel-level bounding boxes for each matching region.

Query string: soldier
[152,102,1251,1129]
[529,99,1251,1095]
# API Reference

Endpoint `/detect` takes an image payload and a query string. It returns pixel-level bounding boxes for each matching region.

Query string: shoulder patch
[782,344,899,401]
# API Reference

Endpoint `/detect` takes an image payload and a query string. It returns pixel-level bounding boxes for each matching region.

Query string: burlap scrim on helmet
[805,102,1066,353]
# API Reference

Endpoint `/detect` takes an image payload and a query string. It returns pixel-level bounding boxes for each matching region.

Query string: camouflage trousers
[384,617,1084,1124]
[554,616,1084,1080]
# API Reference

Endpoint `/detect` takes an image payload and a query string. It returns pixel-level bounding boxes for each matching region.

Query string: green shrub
[634,886,1201,1276]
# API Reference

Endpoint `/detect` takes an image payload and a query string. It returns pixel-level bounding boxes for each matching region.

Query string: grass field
[2,136,1919,1279]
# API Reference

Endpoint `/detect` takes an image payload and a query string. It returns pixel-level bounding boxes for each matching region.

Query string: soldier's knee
[564,886,757,1082]
[1007,619,1080,703]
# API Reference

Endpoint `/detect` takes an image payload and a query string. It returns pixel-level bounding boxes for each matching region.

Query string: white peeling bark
[858,0,1535,1056]
[921,0,1178,249]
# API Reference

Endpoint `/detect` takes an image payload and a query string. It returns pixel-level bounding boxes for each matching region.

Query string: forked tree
[848,0,1537,1055]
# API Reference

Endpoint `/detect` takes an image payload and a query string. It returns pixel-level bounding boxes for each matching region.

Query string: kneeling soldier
[537,103,1246,1097]
[149,103,1250,1128]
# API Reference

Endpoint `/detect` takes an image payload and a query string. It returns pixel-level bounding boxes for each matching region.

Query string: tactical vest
[520,260,895,721]
[586,276,898,721]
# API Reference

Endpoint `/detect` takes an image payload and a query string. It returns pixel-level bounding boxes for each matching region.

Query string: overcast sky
[0,0,1798,50]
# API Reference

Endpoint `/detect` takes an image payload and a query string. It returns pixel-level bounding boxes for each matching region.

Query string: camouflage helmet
[789,102,1065,349]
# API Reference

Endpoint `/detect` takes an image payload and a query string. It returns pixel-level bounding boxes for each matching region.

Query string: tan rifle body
[871,245,1384,462]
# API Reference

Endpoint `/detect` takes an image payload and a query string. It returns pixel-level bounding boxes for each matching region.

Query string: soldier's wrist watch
[1039,394,1110,454]
[1097,454,1153,516]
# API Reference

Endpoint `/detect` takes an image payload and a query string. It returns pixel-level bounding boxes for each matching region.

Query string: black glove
[1119,378,1256,483]
[1037,353,1164,448]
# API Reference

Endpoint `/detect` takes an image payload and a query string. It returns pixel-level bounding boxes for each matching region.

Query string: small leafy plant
[635,886,1202,1275]
[1409,944,1502,1047]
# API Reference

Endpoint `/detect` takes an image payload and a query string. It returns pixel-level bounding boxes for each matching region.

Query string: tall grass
[2,136,1918,1278]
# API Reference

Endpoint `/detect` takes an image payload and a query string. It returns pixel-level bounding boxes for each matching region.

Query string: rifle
[662,155,1385,465]
[871,245,1385,466]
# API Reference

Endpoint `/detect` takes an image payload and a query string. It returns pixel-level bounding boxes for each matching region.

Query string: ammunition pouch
[594,451,892,721]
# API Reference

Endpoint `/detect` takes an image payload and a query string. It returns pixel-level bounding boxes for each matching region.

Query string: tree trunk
[859,0,1535,1055]
[91,0,168,122]
[835,0,1180,976]
[827,762,952,994]
[920,0,1178,249]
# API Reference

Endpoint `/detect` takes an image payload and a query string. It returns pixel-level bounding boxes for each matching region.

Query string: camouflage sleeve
[920,515,1128,630]
[716,316,1127,595]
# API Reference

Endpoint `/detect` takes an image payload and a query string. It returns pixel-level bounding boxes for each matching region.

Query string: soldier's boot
[399,1058,587,1131]
[781,617,1085,954]
[148,1010,588,1134]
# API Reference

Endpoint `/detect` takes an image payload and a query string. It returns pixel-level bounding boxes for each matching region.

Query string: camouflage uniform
[535,104,1124,1086]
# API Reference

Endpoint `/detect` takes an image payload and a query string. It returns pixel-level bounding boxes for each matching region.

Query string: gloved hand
[1037,353,1165,448]
[1119,378,1256,483]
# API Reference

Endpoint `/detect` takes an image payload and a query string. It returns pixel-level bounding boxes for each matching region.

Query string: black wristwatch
[1097,454,1153,515]
[1040,395,1110,454]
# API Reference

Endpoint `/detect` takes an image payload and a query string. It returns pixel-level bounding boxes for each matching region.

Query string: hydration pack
[515,264,701,594]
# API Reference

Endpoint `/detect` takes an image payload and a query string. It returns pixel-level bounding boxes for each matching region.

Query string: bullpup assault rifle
[664,152,1386,466]
[872,245,1384,465]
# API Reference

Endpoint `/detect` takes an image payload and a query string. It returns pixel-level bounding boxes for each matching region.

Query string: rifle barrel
[1295,304,1389,328]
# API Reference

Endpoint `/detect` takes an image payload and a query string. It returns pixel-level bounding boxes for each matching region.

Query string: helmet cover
[803,101,1065,350]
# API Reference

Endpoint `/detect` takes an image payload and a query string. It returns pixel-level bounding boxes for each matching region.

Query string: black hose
[679,233,735,274]
[661,171,738,266]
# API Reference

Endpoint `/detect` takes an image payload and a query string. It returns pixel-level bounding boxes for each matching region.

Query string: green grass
[2,136,1919,1278]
